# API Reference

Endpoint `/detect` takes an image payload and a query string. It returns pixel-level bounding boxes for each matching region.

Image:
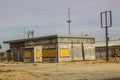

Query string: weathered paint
[36,49,40,58]
[24,50,30,59]
[84,44,95,60]
[4,34,95,62]
[42,49,57,58]
[34,46,42,62]
[60,48,70,57]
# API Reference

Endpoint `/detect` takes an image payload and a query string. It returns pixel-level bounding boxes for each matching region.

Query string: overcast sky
[0,0,120,51]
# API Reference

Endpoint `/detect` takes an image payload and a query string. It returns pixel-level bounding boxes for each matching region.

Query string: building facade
[4,35,95,62]
[95,40,120,58]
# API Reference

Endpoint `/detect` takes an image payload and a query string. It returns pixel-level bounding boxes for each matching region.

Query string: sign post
[100,11,112,62]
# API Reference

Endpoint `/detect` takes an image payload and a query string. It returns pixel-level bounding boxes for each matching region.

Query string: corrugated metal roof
[95,40,120,47]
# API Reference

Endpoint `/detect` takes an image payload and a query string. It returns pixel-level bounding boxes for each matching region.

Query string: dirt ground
[0,61,120,80]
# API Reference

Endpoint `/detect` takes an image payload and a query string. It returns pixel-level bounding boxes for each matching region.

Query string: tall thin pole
[24,28,25,39]
[101,11,112,62]
[105,12,109,62]
[67,7,71,35]
[106,27,109,61]
[68,8,70,35]
[69,21,70,35]
[68,8,70,19]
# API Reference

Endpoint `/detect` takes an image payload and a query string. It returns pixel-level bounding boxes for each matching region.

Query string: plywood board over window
[60,48,70,57]
[24,50,31,59]
[42,49,57,58]
[36,49,40,58]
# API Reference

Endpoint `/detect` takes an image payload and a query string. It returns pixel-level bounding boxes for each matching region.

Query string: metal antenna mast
[24,28,26,39]
[27,30,34,39]
[67,7,72,35]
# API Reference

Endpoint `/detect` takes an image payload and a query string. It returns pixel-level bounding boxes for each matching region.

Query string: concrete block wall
[34,46,42,62]
[57,43,71,62]
[84,44,95,60]
[58,36,95,62]
[42,58,57,63]
[5,35,95,62]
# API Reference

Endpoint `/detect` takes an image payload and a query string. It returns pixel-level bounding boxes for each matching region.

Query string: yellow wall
[24,50,31,59]
[36,49,40,58]
[42,49,57,58]
[60,48,70,57]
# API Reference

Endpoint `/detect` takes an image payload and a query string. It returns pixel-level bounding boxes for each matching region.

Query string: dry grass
[0,60,120,80]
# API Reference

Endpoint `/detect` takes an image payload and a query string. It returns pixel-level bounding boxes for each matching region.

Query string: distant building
[4,34,95,62]
[95,40,120,58]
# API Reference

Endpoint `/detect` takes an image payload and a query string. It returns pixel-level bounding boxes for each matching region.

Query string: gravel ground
[0,61,120,80]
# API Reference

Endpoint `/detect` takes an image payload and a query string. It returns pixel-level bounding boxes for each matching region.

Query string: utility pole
[100,11,112,62]
[67,7,72,35]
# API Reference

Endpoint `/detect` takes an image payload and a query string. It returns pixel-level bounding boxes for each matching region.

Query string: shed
[95,40,120,58]
[4,34,95,62]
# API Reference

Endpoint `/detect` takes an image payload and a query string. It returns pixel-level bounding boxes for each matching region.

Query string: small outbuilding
[4,34,95,62]
[95,40,120,58]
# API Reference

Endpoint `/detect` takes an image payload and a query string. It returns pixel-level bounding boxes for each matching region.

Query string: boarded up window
[60,48,70,57]
[36,49,40,58]
[24,50,30,59]
[42,49,57,58]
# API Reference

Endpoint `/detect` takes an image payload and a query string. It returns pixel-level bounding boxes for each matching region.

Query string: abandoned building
[4,34,95,62]
[95,40,120,58]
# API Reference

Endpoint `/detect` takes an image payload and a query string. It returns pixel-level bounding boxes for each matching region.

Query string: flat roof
[3,34,95,44]
[95,40,120,47]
